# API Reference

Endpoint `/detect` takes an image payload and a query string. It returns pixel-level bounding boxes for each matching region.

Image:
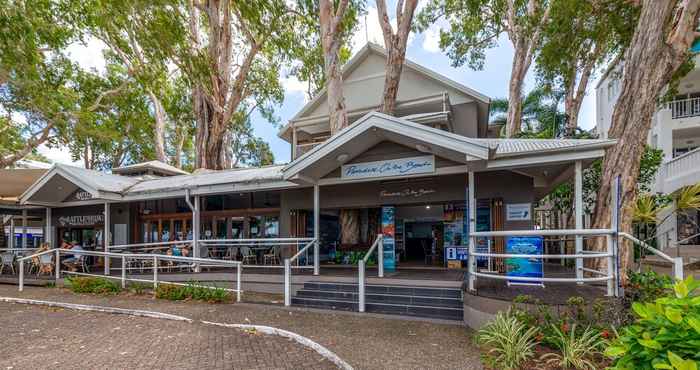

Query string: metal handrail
[471,229,614,237]
[284,238,317,306]
[17,248,243,302]
[620,232,684,280]
[358,234,384,312]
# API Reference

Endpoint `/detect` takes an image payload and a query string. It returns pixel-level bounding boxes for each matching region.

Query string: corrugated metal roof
[112,160,189,176]
[57,164,140,193]
[126,165,286,194]
[474,138,615,157]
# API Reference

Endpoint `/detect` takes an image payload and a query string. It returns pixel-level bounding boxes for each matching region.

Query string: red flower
[561,323,569,333]
[601,330,609,339]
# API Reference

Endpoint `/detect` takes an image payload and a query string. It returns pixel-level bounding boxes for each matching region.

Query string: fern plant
[475,310,539,370]
[540,324,605,370]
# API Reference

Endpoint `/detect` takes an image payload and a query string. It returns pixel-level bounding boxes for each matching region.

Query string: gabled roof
[112,160,189,176]
[479,138,616,158]
[280,43,490,138]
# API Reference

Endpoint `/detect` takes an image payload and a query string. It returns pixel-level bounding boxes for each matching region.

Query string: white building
[596,55,700,249]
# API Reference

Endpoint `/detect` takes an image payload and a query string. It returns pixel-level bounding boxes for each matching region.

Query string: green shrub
[627,269,673,303]
[66,276,121,295]
[475,310,539,370]
[540,324,605,370]
[605,276,700,370]
[129,282,149,295]
[154,281,231,303]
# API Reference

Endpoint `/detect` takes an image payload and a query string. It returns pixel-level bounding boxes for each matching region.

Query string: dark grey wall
[52,203,130,243]
[280,171,534,236]
[452,102,479,138]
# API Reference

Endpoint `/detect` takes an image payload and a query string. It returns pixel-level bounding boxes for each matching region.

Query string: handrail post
[121,255,126,289]
[468,235,476,291]
[358,259,366,313]
[378,236,384,278]
[284,258,291,306]
[236,263,242,303]
[55,248,60,283]
[19,259,24,292]
[606,235,614,296]
[673,257,684,281]
[153,255,158,289]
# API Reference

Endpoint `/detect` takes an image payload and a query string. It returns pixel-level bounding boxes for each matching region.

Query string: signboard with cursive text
[57,215,104,227]
[341,155,435,180]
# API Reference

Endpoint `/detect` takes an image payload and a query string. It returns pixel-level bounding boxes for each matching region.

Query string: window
[607,79,620,102]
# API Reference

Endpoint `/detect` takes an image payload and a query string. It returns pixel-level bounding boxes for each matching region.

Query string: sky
[40,3,598,167]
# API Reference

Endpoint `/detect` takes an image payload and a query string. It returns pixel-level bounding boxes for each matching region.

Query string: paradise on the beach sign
[341,155,435,180]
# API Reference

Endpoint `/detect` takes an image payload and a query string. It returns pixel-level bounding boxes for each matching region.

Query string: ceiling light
[426,205,431,209]
[416,144,431,153]
[336,153,350,163]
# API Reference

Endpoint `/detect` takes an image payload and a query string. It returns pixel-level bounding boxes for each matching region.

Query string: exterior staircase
[291,281,464,321]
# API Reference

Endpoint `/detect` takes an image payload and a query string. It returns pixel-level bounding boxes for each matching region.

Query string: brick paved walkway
[0,285,482,369]
[0,302,335,370]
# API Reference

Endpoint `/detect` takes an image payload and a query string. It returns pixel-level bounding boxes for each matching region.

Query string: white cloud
[65,37,108,74]
[422,26,441,53]
[351,6,415,53]
[37,144,82,167]
[281,74,310,102]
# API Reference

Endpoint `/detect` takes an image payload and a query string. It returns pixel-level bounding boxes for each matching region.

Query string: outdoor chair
[422,240,438,266]
[224,246,239,261]
[36,253,54,276]
[0,253,15,275]
[263,247,280,265]
[240,246,257,265]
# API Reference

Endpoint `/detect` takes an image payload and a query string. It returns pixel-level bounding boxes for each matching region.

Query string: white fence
[669,96,700,119]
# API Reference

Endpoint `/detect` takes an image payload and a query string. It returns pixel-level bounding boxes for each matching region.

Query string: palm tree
[489,87,571,138]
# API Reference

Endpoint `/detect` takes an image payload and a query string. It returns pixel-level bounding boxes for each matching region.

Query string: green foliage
[66,276,121,295]
[540,324,605,370]
[638,147,664,193]
[489,87,568,138]
[606,276,700,370]
[475,310,539,370]
[128,282,150,295]
[154,282,231,303]
[626,269,673,303]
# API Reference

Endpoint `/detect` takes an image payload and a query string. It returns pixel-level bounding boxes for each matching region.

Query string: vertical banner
[506,236,544,287]
[381,206,396,272]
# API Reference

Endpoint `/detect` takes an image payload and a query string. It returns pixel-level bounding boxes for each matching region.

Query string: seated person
[61,241,84,272]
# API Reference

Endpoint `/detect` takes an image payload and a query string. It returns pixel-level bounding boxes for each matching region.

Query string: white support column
[574,161,584,283]
[193,195,200,272]
[467,171,476,292]
[9,217,15,249]
[45,208,52,247]
[21,209,27,249]
[104,202,111,275]
[313,184,320,276]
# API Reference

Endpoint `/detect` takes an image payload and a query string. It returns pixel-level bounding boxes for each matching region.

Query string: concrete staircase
[291,281,464,321]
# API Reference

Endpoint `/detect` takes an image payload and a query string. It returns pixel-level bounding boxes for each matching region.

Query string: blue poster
[506,236,544,285]
[381,206,396,272]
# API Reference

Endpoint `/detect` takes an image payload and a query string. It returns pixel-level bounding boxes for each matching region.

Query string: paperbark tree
[320,0,352,134]
[591,0,700,282]
[417,0,552,137]
[376,0,419,115]
[536,0,636,137]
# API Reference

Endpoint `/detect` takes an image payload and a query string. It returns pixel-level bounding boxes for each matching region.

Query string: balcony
[669,97,700,119]
[656,147,700,194]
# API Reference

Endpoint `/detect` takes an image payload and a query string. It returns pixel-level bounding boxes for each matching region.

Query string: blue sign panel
[381,206,396,272]
[505,236,544,285]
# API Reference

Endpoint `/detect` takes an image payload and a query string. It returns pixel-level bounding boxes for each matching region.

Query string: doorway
[403,221,443,266]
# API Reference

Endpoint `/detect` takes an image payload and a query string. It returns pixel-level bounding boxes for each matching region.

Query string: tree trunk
[563,52,596,137]
[320,0,350,134]
[591,0,700,283]
[376,0,418,116]
[505,40,530,138]
[339,209,360,245]
[149,91,168,163]
[173,124,187,169]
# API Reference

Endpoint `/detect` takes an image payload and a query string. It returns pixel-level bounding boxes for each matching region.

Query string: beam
[575,161,583,283]
[45,207,52,247]
[313,184,320,276]
[9,217,15,249]
[104,202,111,275]
[21,209,27,248]
[468,171,476,291]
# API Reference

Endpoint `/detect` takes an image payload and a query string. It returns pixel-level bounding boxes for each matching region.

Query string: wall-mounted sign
[379,188,436,198]
[506,236,544,287]
[342,155,435,180]
[506,203,531,221]
[65,189,94,202]
[381,206,396,272]
[57,215,104,227]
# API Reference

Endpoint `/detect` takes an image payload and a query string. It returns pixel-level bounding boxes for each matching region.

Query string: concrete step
[291,296,464,321]
[301,281,462,299]
[295,289,463,308]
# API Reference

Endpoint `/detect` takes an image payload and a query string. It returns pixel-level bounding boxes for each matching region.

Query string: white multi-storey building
[596,56,700,249]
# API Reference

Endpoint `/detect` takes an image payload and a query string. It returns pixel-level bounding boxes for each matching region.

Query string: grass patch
[66,276,121,295]
[154,281,231,303]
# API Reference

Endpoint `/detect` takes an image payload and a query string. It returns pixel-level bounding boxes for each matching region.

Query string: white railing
[468,229,619,296]
[358,234,384,313]
[669,97,700,119]
[17,248,243,302]
[283,238,317,306]
[620,232,684,280]
[656,147,700,193]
